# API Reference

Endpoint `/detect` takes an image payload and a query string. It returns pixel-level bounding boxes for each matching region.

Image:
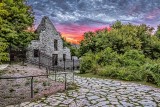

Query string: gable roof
[36,16,58,34]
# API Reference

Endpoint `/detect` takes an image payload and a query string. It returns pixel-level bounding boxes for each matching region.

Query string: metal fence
[0,69,74,106]
[0,46,79,106]
[0,72,72,97]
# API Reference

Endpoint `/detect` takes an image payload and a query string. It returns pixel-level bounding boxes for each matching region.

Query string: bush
[154,74,160,86]
[96,47,119,66]
[80,52,95,74]
[117,66,143,81]
[78,22,160,86]
[97,65,118,78]
[79,45,160,86]
[142,63,160,74]
[119,50,146,67]
[140,63,160,86]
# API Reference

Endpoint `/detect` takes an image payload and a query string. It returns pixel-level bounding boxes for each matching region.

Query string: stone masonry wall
[26,16,79,69]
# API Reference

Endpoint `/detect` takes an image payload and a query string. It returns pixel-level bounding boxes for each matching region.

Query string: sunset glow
[56,24,111,44]
[27,0,160,44]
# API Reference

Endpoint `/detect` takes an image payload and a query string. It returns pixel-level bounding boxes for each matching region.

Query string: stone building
[26,16,79,69]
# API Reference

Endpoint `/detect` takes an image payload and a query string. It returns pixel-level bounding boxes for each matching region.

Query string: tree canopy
[0,0,36,63]
[79,21,160,86]
[79,21,160,59]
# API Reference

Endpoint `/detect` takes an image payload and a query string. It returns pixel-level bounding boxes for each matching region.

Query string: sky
[27,0,160,44]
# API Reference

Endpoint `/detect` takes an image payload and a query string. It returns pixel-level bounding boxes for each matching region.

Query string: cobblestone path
[7,75,160,107]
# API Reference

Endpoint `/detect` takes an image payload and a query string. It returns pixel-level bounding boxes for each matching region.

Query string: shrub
[143,63,160,74]
[141,63,160,85]
[98,65,118,78]
[96,47,119,66]
[80,52,95,74]
[154,74,160,86]
[113,66,138,81]
[142,71,156,84]
[120,50,146,67]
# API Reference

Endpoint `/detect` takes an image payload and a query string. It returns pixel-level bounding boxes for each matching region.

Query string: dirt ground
[0,64,65,107]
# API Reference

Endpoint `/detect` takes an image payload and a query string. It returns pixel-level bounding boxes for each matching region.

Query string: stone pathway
[6,75,160,107]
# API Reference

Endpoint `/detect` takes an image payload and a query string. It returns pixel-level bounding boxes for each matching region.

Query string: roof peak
[36,16,57,34]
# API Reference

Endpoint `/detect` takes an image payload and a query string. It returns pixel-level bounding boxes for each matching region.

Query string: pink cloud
[55,23,110,44]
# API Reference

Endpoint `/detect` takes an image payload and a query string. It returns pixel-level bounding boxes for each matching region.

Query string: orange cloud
[61,33,83,44]
[30,23,111,44]
[56,24,111,44]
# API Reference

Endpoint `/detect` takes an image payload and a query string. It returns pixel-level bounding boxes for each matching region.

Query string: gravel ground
[0,64,65,107]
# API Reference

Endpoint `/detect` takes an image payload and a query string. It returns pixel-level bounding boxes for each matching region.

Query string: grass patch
[76,73,160,88]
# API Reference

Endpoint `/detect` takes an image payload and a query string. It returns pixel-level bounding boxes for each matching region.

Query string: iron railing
[0,72,73,98]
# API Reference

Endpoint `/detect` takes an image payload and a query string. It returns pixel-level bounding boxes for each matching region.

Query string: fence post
[31,77,34,98]
[73,72,74,83]
[46,67,48,78]
[9,42,12,65]
[55,69,57,81]
[22,47,25,65]
[72,58,75,72]
[65,73,67,90]
[64,60,66,72]
[39,51,40,69]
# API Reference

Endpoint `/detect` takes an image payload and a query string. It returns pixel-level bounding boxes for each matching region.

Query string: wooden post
[31,77,34,98]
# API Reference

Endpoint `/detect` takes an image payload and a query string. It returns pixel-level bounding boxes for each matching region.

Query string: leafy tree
[0,0,35,48]
[79,21,160,86]
[0,0,36,63]
[155,25,160,39]
[112,20,122,29]
[79,22,160,59]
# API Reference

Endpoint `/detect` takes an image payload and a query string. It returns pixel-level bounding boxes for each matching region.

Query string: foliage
[155,25,160,39]
[79,22,160,86]
[80,52,95,74]
[79,22,160,59]
[0,37,9,63]
[0,0,36,63]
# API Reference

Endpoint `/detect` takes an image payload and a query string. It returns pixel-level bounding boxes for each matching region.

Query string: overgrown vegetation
[79,21,160,86]
[0,0,36,63]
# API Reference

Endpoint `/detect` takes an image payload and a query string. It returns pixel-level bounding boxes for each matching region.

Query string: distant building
[26,16,79,69]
